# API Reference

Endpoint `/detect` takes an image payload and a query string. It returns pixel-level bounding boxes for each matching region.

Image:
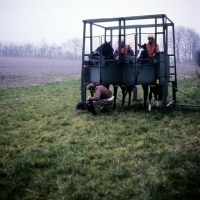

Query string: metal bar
[135,28,138,84]
[167,100,175,107]
[164,15,174,24]
[92,24,105,29]
[172,103,200,107]
[119,19,122,60]
[104,23,172,31]
[81,22,86,102]
[82,14,168,23]
[90,23,93,57]
[110,29,113,46]
[154,17,157,56]
[168,84,200,104]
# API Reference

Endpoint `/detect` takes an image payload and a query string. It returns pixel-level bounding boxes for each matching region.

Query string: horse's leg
[150,86,158,107]
[113,85,118,109]
[128,86,132,106]
[142,85,148,109]
[149,87,154,111]
[156,85,162,106]
[120,86,126,106]
[158,85,162,100]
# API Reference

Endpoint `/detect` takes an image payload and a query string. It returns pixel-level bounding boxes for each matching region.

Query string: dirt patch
[0,57,81,89]
[0,57,197,90]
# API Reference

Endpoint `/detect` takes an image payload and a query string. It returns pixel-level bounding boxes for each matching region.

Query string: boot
[100,107,109,115]
[100,107,108,113]
[88,101,97,115]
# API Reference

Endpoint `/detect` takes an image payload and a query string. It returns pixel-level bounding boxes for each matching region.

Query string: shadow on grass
[148,152,200,200]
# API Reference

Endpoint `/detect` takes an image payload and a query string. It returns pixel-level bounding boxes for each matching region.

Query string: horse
[93,41,115,59]
[92,41,133,109]
[121,85,137,106]
[137,43,162,111]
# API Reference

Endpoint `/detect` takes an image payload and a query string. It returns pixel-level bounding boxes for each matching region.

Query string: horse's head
[94,41,115,59]
[137,43,147,50]
[137,43,148,59]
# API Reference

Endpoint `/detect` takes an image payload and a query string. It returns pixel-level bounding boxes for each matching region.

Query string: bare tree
[0,43,3,56]
[64,37,82,59]
[180,28,200,62]
[169,26,200,63]
[40,39,48,57]
[62,42,70,59]
[49,44,56,58]
[188,29,200,62]
[175,26,185,62]
[195,50,200,66]
[24,43,33,57]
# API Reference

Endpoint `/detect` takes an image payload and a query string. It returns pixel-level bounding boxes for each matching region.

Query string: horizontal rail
[167,100,175,107]
[172,103,200,107]
[83,14,168,23]
[168,84,200,104]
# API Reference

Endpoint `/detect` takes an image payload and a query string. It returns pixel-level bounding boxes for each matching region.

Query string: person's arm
[156,44,160,52]
[88,87,101,101]
[114,49,119,57]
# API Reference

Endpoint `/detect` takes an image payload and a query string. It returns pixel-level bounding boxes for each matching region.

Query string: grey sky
[0,0,199,45]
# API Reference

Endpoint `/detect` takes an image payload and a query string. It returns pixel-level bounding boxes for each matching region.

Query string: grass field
[0,76,200,200]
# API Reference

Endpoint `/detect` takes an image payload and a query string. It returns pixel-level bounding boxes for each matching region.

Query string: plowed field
[0,57,197,90]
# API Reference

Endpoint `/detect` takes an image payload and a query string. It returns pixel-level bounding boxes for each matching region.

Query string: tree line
[0,26,200,66]
[0,37,82,60]
[168,26,200,65]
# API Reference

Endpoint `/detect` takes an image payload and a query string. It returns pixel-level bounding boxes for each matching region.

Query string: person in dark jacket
[87,83,114,114]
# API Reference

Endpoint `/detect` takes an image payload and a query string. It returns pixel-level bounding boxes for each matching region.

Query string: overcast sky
[0,0,199,45]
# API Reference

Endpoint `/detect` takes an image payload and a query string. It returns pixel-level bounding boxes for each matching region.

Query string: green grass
[0,76,200,200]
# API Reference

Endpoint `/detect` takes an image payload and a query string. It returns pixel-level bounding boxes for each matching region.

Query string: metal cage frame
[78,14,177,113]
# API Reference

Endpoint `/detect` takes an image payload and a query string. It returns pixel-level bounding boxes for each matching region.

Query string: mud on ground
[0,57,81,89]
[0,57,197,90]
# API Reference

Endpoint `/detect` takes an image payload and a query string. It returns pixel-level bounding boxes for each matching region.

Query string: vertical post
[135,29,138,84]
[172,23,177,103]
[81,22,86,102]
[110,30,113,46]
[161,16,168,114]
[118,19,122,60]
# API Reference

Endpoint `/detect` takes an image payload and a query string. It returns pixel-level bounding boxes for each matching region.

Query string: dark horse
[93,41,115,59]
[137,43,162,111]
[92,41,132,109]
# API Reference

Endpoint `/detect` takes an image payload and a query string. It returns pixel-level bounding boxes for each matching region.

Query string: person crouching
[87,83,114,115]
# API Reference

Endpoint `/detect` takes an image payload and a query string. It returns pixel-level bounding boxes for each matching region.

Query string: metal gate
[77,14,177,113]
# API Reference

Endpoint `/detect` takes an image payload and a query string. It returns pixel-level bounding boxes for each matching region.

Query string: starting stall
[77,14,177,113]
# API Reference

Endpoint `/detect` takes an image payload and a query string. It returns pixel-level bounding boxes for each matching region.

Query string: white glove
[87,96,90,100]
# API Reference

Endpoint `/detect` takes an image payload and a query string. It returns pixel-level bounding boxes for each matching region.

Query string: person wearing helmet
[114,41,138,101]
[146,34,160,57]
[87,83,114,114]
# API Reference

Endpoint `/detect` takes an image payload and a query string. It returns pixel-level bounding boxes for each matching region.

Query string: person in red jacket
[114,41,134,58]
[87,83,114,114]
[114,41,139,102]
[146,34,160,57]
